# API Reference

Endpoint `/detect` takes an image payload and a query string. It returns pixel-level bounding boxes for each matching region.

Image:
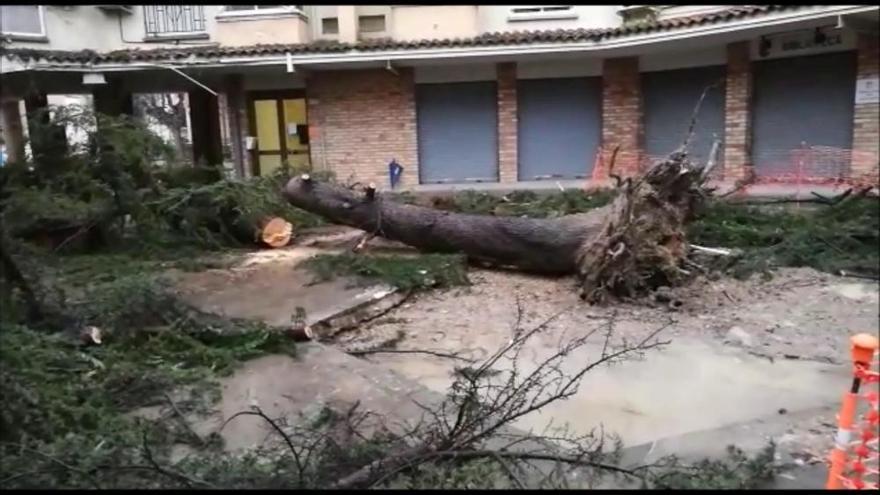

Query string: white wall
[6,5,223,51]
[656,5,733,21]
[477,5,621,33]
[392,6,479,41]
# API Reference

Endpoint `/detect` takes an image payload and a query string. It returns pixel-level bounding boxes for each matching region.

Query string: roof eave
[3,4,876,73]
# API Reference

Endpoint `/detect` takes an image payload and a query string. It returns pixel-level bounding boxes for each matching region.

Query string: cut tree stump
[258,217,293,248]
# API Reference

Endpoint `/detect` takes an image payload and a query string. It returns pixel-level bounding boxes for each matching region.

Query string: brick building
[1,5,878,191]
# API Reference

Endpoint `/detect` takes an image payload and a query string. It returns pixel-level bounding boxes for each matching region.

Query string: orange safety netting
[589,145,879,190]
[827,334,880,490]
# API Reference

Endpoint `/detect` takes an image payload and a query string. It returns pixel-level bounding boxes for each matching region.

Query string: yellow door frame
[245,89,309,176]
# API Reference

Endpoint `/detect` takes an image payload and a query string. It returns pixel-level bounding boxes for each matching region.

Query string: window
[144,6,207,37]
[358,14,386,33]
[511,6,572,14]
[217,5,305,20]
[0,5,45,37]
[508,5,578,22]
[322,17,339,35]
[225,5,303,11]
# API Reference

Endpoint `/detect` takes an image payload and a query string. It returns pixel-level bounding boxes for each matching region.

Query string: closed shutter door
[643,65,726,167]
[752,52,857,178]
[517,77,602,181]
[416,82,498,184]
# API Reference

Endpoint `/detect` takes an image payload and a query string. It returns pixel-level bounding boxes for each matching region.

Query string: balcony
[143,5,208,40]
[214,5,311,46]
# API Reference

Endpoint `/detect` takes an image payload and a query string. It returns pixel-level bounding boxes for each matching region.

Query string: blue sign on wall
[388,159,403,189]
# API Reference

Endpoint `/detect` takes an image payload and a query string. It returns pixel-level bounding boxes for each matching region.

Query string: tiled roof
[0,6,815,64]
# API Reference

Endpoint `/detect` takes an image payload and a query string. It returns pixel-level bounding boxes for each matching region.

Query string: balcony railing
[144,5,207,38]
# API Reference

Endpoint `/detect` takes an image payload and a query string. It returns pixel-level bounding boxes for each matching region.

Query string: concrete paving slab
[373,336,851,448]
[176,258,395,329]
[201,343,444,452]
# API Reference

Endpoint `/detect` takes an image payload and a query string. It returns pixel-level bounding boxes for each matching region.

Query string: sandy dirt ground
[336,266,877,367]
[329,265,877,456]
[171,232,878,473]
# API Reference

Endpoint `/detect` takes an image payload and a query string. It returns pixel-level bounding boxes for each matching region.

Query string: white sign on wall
[855,77,880,105]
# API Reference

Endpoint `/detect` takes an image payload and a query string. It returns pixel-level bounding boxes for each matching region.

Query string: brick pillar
[188,89,223,167]
[1,98,26,164]
[223,75,248,177]
[723,41,754,182]
[852,33,879,186]
[601,57,642,177]
[497,62,518,183]
[305,78,325,176]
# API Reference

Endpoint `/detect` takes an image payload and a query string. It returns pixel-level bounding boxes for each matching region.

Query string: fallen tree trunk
[284,147,710,303]
[285,178,608,275]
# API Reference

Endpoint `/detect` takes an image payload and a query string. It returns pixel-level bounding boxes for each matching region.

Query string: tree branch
[348,348,474,362]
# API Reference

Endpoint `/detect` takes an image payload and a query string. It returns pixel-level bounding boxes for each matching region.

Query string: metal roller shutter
[752,52,857,178]
[416,81,499,184]
[517,77,602,181]
[643,65,726,167]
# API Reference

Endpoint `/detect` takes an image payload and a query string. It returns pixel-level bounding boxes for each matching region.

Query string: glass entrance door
[249,91,310,176]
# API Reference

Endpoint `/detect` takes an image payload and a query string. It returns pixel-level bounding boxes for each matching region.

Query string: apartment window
[224,5,304,13]
[508,5,578,22]
[218,5,305,20]
[358,14,386,33]
[144,6,207,37]
[0,5,46,38]
[322,17,339,35]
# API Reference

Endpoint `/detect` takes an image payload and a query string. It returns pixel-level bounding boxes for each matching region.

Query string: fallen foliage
[303,253,470,291]
[689,198,879,279]
[425,189,616,218]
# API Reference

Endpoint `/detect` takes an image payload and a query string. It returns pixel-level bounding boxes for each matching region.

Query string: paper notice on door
[855,76,879,105]
[287,123,298,136]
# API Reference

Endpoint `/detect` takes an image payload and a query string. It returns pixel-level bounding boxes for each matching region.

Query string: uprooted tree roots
[283,148,713,303]
[574,150,709,303]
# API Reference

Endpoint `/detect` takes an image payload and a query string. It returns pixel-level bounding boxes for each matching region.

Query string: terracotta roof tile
[0,6,812,64]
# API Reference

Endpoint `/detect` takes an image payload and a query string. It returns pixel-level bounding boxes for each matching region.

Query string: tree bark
[284,177,609,274]
[283,150,710,302]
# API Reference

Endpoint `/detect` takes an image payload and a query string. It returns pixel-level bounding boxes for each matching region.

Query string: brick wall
[306,68,419,188]
[852,34,880,186]
[601,57,642,177]
[723,41,754,182]
[497,62,518,183]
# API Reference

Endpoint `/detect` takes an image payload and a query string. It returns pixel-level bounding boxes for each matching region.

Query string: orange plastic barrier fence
[586,145,879,191]
[826,333,880,490]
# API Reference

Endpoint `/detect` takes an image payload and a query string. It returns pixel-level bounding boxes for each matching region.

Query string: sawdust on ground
[336,266,878,366]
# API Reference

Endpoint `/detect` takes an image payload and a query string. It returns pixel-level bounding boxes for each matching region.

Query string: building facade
[1,5,878,191]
